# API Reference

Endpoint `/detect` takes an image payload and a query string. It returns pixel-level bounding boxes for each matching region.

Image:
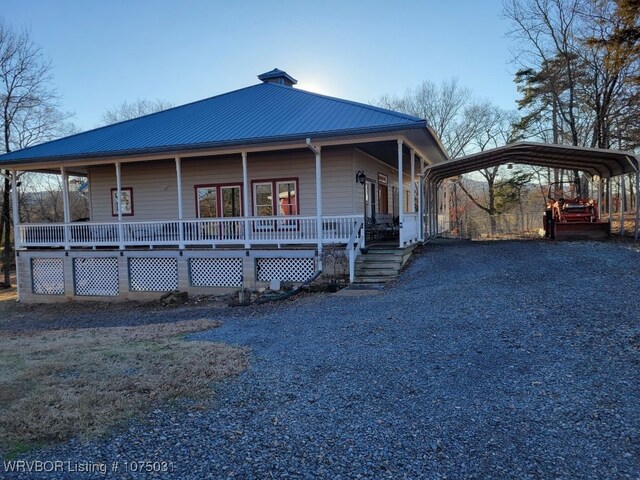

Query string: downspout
[306,138,323,270]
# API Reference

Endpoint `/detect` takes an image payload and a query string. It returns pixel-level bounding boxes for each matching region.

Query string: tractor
[543,180,610,240]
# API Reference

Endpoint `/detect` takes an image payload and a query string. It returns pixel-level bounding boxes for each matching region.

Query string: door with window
[195,184,242,239]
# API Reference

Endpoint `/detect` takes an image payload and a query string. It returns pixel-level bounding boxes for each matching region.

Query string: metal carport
[420,142,640,240]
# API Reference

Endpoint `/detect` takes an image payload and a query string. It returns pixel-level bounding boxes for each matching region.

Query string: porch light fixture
[356,170,366,185]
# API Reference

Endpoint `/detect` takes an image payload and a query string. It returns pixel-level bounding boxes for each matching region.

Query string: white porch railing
[402,212,419,245]
[17,215,364,249]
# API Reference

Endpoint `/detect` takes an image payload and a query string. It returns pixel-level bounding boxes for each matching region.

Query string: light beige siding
[89,160,178,221]
[88,149,355,221]
[352,149,414,217]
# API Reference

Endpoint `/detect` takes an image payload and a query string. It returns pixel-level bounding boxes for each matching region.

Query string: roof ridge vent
[258,68,297,87]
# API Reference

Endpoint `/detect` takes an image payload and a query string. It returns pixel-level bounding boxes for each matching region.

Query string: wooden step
[355,275,398,283]
[355,261,401,269]
[358,254,403,262]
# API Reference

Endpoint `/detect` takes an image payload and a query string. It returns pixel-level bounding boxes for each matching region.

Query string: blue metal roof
[0,79,427,165]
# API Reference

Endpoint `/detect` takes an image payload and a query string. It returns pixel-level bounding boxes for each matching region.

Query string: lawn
[0,315,248,457]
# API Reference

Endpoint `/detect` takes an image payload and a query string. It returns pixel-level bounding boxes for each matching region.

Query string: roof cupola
[257,68,297,87]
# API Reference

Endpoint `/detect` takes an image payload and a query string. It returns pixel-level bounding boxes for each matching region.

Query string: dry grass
[0,319,248,454]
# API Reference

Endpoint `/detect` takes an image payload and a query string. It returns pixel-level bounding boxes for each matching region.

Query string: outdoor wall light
[356,170,366,185]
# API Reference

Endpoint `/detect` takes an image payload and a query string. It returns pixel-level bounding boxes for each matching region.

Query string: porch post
[175,157,185,249]
[607,177,613,222]
[11,170,20,249]
[60,166,71,249]
[410,149,415,213]
[397,139,404,247]
[115,161,124,249]
[242,152,250,249]
[315,145,323,259]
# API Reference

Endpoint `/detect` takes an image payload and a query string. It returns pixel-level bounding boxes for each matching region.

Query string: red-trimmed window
[252,178,299,230]
[195,184,242,218]
[252,179,298,217]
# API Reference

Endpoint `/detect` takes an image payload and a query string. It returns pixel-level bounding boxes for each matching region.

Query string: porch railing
[402,212,419,245]
[17,215,364,249]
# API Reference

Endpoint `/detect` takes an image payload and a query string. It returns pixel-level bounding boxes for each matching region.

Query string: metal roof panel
[0,82,426,164]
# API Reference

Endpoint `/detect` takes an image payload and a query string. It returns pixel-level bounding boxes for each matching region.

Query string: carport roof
[425,142,639,181]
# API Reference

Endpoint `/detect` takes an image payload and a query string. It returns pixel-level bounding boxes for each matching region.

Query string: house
[0,69,449,302]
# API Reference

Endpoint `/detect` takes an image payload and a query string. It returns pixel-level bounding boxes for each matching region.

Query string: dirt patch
[0,319,248,456]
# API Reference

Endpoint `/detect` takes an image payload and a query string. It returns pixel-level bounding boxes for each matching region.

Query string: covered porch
[12,136,430,253]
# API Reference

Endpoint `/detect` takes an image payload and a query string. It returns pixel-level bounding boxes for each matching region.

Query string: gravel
[3,239,640,479]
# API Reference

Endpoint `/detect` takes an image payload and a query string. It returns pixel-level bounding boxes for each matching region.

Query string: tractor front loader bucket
[553,221,611,241]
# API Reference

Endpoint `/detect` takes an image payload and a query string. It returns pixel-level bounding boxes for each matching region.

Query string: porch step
[356,275,398,283]
[355,261,401,270]
[354,246,414,284]
[356,253,402,262]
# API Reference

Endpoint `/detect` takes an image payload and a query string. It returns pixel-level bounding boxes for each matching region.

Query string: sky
[3,0,519,131]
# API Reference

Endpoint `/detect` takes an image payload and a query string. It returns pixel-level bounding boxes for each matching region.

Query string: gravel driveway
[3,239,640,479]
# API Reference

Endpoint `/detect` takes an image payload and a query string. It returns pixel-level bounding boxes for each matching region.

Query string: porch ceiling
[425,142,639,181]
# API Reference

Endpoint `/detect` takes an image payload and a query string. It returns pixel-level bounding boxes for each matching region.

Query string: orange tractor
[543,180,610,240]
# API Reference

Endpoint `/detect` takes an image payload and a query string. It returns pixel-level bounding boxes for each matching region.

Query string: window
[197,187,217,218]
[195,184,242,218]
[221,186,241,217]
[254,182,273,216]
[277,181,297,216]
[111,188,134,216]
[252,178,299,229]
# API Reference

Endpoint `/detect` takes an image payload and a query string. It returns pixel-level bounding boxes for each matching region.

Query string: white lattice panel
[128,257,178,292]
[190,257,242,287]
[31,258,65,295]
[74,258,119,296]
[256,257,315,282]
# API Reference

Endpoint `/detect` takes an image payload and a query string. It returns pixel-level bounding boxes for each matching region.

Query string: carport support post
[620,175,626,236]
[418,159,424,241]
[115,161,124,250]
[60,166,70,250]
[175,157,184,249]
[607,178,613,222]
[410,149,415,213]
[427,180,433,238]
[635,172,639,241]
[397,139,404,247]
[597,177,602,220]
[242,152,250,249]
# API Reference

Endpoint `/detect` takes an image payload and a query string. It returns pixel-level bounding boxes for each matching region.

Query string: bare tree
[374,79,519,235]
[0,18,74,287]
[100,98,174,125]
[505,0,640,150]
[374,79,498,158]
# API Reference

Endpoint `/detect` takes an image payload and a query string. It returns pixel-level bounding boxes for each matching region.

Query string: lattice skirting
[190,257,242,287]
[256,257,315,282]
[74,257,119,296]
[31,258,65,295]
[129,257,178,291]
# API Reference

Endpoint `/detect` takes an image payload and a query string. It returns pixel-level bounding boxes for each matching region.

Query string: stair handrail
[346,216,365,283]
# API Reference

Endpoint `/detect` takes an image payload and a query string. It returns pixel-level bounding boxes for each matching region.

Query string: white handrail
[18,215,366,249]
[346,216,365,283]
